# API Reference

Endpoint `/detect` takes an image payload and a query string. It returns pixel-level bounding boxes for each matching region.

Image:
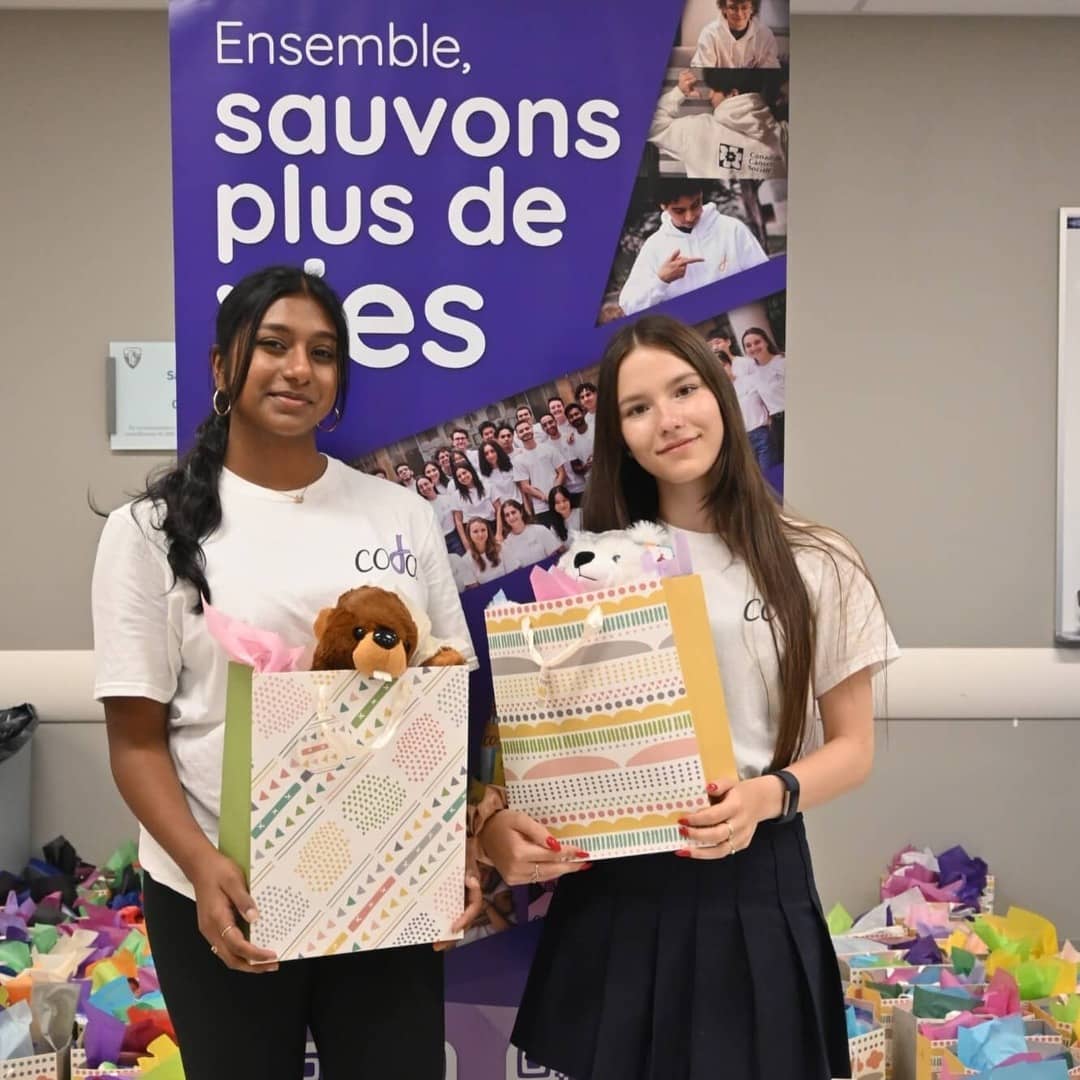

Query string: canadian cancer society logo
[354,533,417,577]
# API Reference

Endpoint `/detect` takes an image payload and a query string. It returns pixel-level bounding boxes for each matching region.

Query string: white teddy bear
[556,521,676,587]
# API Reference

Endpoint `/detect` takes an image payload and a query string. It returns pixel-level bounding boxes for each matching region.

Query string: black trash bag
[42,836,79,878]
[0,703,39,763]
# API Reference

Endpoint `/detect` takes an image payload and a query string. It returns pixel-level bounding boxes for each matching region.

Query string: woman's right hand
[479,810,591,886]
[190,851,280,973]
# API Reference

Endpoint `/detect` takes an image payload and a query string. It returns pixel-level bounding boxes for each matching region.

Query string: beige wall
[786,15,1078,648]
[2,11,1079,925]
[1,12,174,651]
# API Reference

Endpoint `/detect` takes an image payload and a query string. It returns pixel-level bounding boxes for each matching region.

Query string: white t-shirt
[512,442,566,513]
[669,525,899,777]
[91,457,476,901]
[481,466,521,508]
[561,507,584,535]
[456,549,508,587]
[451,486,497,525]
[566,422,595,469]
[753,354,786,415]
[428,491,458,536]
[732,374,770,433]
[501,523,562,572]
[543,436,583,495]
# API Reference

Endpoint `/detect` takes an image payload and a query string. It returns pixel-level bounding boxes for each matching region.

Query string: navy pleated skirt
[511,815,850,1080]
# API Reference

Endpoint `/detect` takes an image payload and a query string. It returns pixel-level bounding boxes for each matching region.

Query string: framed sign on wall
[1057,210,1080,644]
[107,340,177,451]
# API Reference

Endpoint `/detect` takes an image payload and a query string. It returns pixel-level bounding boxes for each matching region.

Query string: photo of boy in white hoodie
[691,0,781,69]
[648,68,787,181]
[617,179,769,316]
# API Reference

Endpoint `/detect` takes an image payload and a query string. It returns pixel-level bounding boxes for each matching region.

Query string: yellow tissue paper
[137,1034,186,1080]
[1004,907,1059,959]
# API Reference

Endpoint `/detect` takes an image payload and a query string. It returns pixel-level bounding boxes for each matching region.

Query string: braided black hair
[134,266,351,612]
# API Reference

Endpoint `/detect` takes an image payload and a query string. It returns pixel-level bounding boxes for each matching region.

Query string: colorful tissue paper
[942,1060,1070,1080]
[905,935,946,966]
[0,999,34,1061]
[136,1033,185,1079]
[204,601,308,672]
[882,844,991,912]
[977,970,1021,1018]
[846,1004,875,1038]
[913,984,983,1020]
[83,1000,127,1068]
[1004,909,1060,960]
[937,846,990,911]
[828,903,855,935]
[957,1014,1028,1071]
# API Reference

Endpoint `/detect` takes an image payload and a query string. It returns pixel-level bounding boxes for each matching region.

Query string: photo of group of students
[352,375,600,592]
[698,290,787,491]
[597,177,786,323]
[353,287,786,589]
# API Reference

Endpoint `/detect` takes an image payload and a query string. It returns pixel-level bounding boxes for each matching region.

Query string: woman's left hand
[675,776,782,860]
[433,872,483,952]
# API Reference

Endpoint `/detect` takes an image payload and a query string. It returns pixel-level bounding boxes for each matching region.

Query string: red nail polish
[706,782,719,793]
[677,817,689,827]
[545,836,561,852]
[675,849,691,858]
[580,862,594,870]
[678,826,689,838]
[575,850,590,859]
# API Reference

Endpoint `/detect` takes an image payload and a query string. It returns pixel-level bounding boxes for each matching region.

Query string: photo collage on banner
[353,293,786,597]
[169,0,789,1074]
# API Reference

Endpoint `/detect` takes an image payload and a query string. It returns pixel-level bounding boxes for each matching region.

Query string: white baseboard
[2,647,1078,722]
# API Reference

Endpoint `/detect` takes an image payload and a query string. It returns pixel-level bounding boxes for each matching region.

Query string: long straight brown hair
[582,315,863,771]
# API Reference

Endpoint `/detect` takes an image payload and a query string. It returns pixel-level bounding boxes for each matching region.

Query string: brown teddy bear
[311,586,466,677]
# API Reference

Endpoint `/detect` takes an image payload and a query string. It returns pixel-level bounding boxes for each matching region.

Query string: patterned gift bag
[485,575,737,858]
[220,663,469,959]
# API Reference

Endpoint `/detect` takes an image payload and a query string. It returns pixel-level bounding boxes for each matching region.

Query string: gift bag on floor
[485,575,737,858]
[219,663,469,960]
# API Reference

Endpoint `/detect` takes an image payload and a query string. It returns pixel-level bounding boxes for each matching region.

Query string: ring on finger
[210,944,219,956]
[531,863,541,884]
[725,821,734,844]
[726,838,736,857]
[220,924,237,939]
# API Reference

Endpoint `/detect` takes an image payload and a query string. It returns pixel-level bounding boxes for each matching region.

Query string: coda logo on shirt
[743,598,775,623]
[354,533,417,577]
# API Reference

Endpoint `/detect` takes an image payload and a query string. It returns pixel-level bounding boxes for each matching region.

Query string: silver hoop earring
[212,388,231,417]
[317,406,342,433]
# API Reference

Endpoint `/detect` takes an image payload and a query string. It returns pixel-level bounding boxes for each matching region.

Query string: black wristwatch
[766,769,800,824]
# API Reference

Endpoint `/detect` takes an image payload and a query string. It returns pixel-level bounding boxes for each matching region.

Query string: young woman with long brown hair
[479,314,898,1080]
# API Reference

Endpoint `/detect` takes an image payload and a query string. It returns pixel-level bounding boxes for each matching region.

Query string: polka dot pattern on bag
[295,821,351,893]
[431,868,464,921]
[392,714,446,784]
[435,676,468,727]
[254,883,308,944]
[341,774,407,833]
[253,678,317,740]
[390,911,440,947]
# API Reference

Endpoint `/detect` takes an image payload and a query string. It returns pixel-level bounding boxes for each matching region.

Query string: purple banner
[170,0,791,1074]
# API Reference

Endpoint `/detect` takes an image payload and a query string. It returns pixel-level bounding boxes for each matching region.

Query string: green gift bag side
[218,661,253,884]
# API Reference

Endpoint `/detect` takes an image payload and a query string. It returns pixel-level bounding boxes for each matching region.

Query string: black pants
[143,873,444,1079]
